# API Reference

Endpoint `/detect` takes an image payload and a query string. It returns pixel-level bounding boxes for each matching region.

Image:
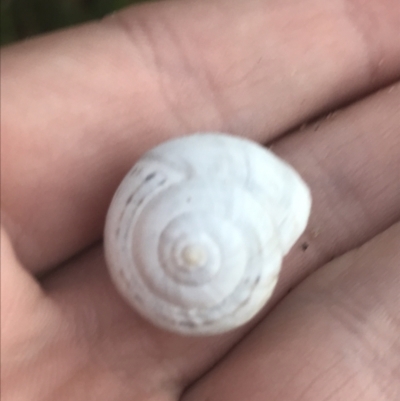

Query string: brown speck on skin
[301,242,309,251]
[286,286,294,295]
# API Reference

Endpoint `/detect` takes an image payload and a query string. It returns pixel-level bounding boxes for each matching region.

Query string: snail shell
[104,133,311,335]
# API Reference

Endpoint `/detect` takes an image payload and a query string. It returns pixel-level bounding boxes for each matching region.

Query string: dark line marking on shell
[235,293,254,312]
[159,178,166,186]
[152,271,266,329]
[117,214,124,231]
[179,320,197,328]
[145,154,193,178]
[145,172,156,182]
[123,227,130,242]
[129,166,142,176]
[126,194,134,205]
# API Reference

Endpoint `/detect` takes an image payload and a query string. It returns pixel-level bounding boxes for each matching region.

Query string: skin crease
[1,1,400,401]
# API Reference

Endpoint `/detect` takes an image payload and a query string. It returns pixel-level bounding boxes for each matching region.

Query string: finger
[269,81,400,298]
[2,0,400,274]
[1,227,45,345]
[182,221,400,401]
[0,227,70,401]
[39,83,400,398]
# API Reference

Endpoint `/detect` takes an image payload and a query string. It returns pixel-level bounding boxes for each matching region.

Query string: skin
[1,0,400,400]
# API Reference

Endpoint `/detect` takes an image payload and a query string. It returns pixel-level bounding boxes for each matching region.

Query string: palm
[2,1,400,400]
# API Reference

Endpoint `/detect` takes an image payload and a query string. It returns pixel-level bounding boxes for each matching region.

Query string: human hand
[1,0,400,400]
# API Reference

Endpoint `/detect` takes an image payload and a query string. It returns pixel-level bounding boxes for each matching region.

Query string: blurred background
[1,0,145,45]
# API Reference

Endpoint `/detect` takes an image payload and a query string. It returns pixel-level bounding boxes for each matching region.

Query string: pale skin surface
[1,0,400,400]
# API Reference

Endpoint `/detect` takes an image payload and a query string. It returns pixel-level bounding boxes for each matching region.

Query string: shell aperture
[104,133,311,335]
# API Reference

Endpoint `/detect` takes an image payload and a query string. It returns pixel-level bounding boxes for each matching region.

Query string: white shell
[104,133,311,335]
